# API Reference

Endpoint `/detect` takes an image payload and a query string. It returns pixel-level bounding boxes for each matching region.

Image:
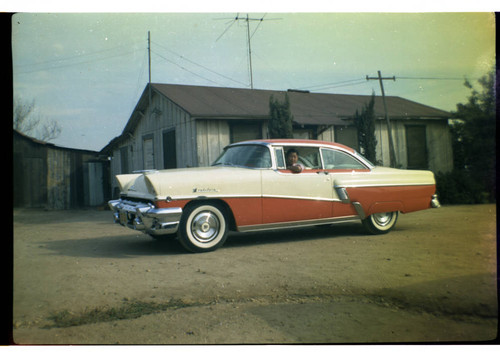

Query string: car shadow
[224,223,370,249]
[37,234,187,259]
[37,223,372,258]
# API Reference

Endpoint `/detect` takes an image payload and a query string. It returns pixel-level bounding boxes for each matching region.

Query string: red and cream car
[109,139,440,252]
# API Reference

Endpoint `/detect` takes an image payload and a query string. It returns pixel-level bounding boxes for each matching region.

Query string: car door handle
[316,171,329,175]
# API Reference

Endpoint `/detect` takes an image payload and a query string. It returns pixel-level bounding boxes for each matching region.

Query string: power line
[151,40,248,87]
[151,49,225,86]
[15,48,138,74]
[397,76,471,81]
[301,79,368,92]
[299,78,365,90]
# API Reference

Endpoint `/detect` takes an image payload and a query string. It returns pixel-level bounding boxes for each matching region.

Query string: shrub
[435,170,491,204]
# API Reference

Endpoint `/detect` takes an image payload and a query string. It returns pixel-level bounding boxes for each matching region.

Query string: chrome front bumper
[108,199,182,236]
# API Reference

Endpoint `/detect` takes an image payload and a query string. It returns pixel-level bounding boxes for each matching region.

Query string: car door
[261,146,334,224]
[320,147,371,217]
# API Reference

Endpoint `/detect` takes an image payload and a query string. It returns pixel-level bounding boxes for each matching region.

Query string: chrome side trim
[237,215,360,232]
[352,202,366,219]
[334,186,351,204]
[159,194,343,203]
[262,194,338,202]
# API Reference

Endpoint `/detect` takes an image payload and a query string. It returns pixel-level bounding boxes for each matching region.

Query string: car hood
[116,166,262,200]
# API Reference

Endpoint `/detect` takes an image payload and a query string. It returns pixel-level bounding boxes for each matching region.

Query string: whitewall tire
[178,203,229,252]
[362,211,399,235]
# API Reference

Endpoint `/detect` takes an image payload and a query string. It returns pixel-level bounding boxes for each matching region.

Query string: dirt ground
[11,204,498,344]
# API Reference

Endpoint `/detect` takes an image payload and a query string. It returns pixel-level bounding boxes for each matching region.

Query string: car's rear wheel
[178,203,229,252]
[362,211,399,235]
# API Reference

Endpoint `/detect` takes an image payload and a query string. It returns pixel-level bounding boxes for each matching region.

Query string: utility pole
[148,31,152,108]
[366,71,397,168]
[245,14,254,89]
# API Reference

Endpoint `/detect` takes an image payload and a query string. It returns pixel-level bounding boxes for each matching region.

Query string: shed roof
[151,83,451,125]
[102,83,451,153]
[14,129,100,154]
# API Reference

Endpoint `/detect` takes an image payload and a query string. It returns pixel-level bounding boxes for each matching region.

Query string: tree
[354,93,378,164]
[13,96,61,142]
[444,68,496,202]
[268,94,294,138]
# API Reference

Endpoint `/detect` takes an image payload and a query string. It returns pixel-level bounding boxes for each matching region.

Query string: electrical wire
[14,43,134,69]
[15,48,139,74]
[397,76,471,81]
[151,40,248,87]
[151,49,224,86]
[297,78,366,91]
[309,80,369,92]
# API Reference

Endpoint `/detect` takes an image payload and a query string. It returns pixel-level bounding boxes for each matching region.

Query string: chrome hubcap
[373,212,393,227]
[191,211,220,243]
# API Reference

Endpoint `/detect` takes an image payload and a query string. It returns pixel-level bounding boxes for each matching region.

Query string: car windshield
[213,144,272,169]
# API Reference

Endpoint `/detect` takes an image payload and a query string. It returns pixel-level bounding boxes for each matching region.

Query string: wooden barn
[13,130,110,209]
[101,83,453,194]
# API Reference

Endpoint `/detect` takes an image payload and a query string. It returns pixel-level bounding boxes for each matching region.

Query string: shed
[101,83,453,193]
[13,130,110,209]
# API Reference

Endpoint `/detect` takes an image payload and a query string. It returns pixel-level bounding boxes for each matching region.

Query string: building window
[143,135,155,170]
[163,129,177,169]
[334,125,359,150]
[230,122,262,143]
[406,125,428,169]
[119,146,129,174]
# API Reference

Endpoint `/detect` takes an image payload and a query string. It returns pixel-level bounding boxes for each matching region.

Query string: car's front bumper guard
[108,199,182,236]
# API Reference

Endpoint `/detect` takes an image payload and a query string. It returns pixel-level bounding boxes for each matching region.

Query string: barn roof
[151,83,451,125]
[102,83,451,153]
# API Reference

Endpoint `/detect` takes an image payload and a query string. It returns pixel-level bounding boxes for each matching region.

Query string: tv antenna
[215,13,281,89]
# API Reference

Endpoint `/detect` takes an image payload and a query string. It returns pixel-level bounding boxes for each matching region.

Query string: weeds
[44,298,190,329]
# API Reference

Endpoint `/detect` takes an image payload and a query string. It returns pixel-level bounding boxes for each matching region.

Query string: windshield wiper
[212,161,236,167]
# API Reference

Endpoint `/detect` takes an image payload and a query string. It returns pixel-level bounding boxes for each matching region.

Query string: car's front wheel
[178,203,229,252]
[362,211,399,235]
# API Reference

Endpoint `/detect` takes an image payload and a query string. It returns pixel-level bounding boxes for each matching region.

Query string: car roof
[231,139,356,154]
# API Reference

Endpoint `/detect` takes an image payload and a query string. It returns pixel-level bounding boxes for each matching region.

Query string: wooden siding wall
[110,92,198,191]
[14,132,103,209]
[47,148,71,209]
[13,136,47,207]
[196,120,230,167]
[195,120,269,166]
[375,119,453,173]
[317,127,335,142]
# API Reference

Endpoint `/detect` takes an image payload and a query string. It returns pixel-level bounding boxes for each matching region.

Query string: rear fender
[367,201,404,216]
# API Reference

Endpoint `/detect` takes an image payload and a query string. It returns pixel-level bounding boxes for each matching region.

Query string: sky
[11,8,496,151]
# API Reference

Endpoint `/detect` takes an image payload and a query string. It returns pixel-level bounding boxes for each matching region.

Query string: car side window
[274,147,286,169]
[321,148,368,170]
[284,147,322,169]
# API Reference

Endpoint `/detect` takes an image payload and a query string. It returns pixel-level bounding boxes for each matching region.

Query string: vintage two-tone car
[108,139,440,252]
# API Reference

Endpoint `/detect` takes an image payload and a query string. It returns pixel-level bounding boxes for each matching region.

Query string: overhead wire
[15,48,139,74]
[151,49,224,86]
[14,43,134,68]
[298,78,367,91]
[301,75,475,93]
[151,40,248,87]
[397,76,471,81]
